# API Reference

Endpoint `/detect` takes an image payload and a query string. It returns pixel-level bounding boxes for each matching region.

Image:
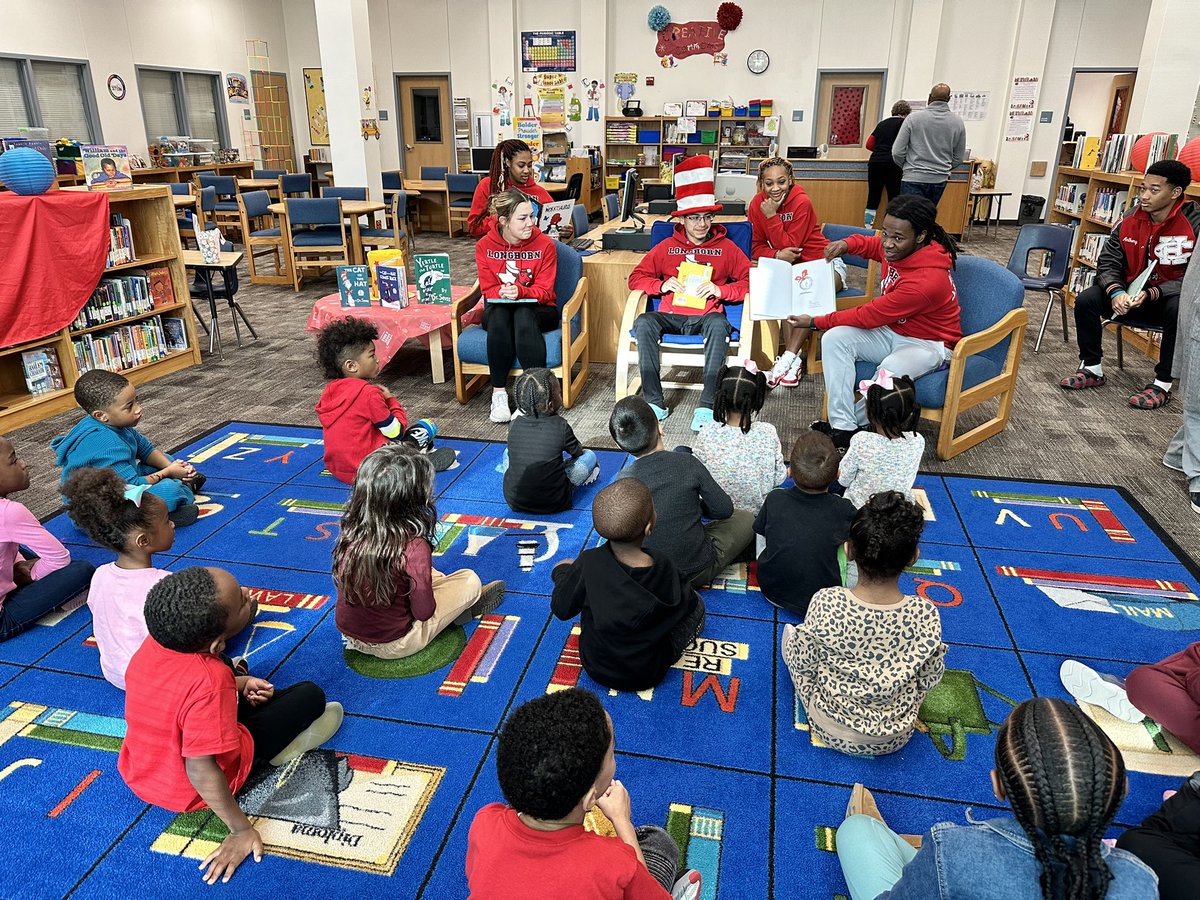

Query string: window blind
[182,72,219,142]
[0,59,31,136]
[141,69,180,140]
[31,61,93,141]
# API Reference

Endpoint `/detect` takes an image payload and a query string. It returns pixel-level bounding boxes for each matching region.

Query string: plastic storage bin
[637,129,662,143]
[700,130,718,145]
[707,102,721,117]
[734,106,748,116]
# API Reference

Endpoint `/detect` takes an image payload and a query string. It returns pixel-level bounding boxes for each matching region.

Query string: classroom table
[236,177,282,194]
[964,189,1013,241]
[172,195,196,209]
[268,199,386,266]
[538,181,571,196]
[181,249,256,355]
[402,179,449,233]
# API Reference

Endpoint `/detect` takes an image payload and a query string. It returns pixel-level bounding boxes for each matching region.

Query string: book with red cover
[147,267,175,309]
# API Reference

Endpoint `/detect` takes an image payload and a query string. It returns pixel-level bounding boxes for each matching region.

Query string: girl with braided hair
[467,139,571,239]
[782,491,945,756]
[834,697,1158,900]
[838,374,923,509]
[499,368,599,514]
[691,363,786,514]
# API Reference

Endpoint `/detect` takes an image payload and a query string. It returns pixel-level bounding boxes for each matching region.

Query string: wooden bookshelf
[0,185,202,431]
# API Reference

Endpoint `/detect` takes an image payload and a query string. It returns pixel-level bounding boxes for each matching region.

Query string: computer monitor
[618,167,644,231]
[713,173,759,206]
[470,146,495,173]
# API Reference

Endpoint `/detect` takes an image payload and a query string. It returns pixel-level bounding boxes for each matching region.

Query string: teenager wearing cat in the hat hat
[627,155,751,432]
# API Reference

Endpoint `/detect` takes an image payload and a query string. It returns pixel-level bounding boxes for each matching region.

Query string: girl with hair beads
[782,491,945,756]
[835,697,1158,900]
[467,139,569,239]
[62,467,174,688]
[334,444,506,660]
[747,157,846,388]
[839,374,924,509]
[500,368,599,514]
[692,364,787,514]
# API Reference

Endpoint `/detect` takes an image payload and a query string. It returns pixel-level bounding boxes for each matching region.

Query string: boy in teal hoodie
[51,370,202,525]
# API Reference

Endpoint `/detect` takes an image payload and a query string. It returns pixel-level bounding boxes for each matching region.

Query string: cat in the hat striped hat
[671,154,724,217]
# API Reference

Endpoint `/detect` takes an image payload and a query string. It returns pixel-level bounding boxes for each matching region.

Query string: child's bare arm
[184,755,263,883]
[594,780,648,870]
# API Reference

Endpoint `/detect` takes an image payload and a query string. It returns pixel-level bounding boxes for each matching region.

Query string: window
[411,88,442,142]
[0,55,98,141]
[138,68,227,145]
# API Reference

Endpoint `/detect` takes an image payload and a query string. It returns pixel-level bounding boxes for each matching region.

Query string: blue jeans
[498,448,598,485]
[899,180,947,206]
[836,815,918,900]
[0,559,95,641]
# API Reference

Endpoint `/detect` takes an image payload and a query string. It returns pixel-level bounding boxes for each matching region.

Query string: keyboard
[570,238,594,251]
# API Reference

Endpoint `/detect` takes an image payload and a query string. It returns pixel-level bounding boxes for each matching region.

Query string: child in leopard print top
[782,491,945,756]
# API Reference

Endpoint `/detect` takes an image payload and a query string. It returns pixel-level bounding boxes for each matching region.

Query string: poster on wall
[226,73,249,104]
[531,73,567,130]
[492,76,514,141]
[515,117,543,158]
[948,91,990,122]
[304,68,329,146]
[521,30,577,73]
[1005,76,1039,142]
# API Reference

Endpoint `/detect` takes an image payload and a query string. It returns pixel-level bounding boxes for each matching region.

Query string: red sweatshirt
[467,177,555,237]
[315,378,408,484]
[628,222,751,315]
[748,186,829,262]
[475,226,558,306]
[814,235,963,347]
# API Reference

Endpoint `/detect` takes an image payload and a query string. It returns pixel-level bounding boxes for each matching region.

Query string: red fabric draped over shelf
[0,191,110,347]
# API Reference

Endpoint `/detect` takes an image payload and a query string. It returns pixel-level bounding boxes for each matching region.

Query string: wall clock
[747,50,769,75]
[107,74,126,101]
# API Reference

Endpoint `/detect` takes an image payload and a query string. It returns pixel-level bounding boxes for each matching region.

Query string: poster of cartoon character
[491,77,514,139]
[585,79,604,121]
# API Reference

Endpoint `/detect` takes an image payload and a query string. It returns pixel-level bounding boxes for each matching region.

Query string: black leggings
[237,681,326,764]
[482,302,559,387]
[866,158,903,211]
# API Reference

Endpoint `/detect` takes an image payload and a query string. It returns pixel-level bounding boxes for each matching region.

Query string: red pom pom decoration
[1130,132,1166,173]
[1177,137,1200,182]
[716,2,743,30]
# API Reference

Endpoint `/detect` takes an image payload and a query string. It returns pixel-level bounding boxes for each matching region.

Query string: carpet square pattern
[1,422,1197,899]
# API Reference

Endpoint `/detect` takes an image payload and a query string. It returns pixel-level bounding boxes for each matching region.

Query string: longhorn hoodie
[628,222,751,316]
[814,235,962,347]
[474,226,558,306]
[748,185,829,262]
[315,378,408,484]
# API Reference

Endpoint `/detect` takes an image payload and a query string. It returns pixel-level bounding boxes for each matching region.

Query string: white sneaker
[489,392,512,423]
[767,351,797,388]
[671,870,702,900]
[778,354,804,387]
[1059,659,1144,723]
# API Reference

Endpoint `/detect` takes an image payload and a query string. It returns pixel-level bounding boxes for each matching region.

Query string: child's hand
[11,559,34,587]
[162,461,190,480]
[660,277,686,295]
[594,779,633,825]
[377,385,394,400]
[241,677,274,705]
[695,281,722,300]
[761,195,782,218]
[200,826,263,884]
[775,247,801,264]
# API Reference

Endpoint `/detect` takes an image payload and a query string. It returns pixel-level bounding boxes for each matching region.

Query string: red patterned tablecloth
[307,287,477,368]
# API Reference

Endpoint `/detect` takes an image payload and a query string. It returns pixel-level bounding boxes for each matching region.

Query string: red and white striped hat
[671,154,722,216]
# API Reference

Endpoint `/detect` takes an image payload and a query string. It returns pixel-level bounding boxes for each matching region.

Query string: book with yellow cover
[1079,136,1102,170]
[673,260,713,311]
[367,249,406,299]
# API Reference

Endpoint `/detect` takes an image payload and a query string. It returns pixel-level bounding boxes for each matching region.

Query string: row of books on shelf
[1054,181,1087,215]
[1068,266,1097,295]
[605,123,639,144]
[71,316,188,375]
[1078,232,1107,266]
[72,267,176,330]
[1090,187,1129,226]
[107,213,135,267]
[1069,132,1182,173]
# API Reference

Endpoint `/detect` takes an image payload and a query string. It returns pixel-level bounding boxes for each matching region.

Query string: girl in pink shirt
[62,466,174,688]
[0,435,93,640]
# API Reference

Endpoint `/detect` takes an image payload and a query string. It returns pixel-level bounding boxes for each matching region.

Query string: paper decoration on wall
[492,77,514,139]
[537,87,566,130]
[568,93,582,122]
[521,30,577,73]
[1005,76,1040,143]
[713,52,728,66]
[652,2,743,68]
[226,73,249,104]
[948,91,990,122]
[614,73,639,105]
[303,68,329,146]
[361,119,380,140]
[584,79,604,121]
[362,86,373,109]
[515,117,543,160]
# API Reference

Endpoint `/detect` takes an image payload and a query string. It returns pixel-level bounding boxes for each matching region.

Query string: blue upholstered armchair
[452,241,590,408]
[446,173,480,237]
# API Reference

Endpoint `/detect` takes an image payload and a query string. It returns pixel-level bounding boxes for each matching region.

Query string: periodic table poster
[521,30,577,72]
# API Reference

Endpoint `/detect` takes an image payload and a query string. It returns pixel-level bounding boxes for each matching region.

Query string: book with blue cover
[337,265,372,307]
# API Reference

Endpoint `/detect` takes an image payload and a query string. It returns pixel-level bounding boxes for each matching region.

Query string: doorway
[250,71,296,172]
[815,71,885,159]
[395,74,453,176]
[1064,69,1137,147]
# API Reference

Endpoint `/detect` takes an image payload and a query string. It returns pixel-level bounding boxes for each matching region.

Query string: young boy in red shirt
[628,156,750,432]
[315,317,455,482]
[118,566,343,884]
[466,687,701,899]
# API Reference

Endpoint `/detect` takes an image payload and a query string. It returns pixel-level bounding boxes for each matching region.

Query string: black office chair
[565,173,583,201]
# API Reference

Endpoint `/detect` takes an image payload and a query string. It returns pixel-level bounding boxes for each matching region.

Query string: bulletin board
[303,68,329,146]
[521,31,577,73]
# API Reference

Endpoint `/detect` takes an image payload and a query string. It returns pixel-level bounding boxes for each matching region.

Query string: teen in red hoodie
[790,194,961,447]
[314,317,454,482]
[467,140,562,238]
[747,157,847,389]
[474,189,560,423]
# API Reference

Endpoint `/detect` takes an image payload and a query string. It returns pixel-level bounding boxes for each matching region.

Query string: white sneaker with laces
[489,392,511,423]
[767,351,797,388]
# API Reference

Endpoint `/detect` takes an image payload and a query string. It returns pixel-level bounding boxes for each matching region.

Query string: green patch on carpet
[26,724,122,753]
[342,625,468,679]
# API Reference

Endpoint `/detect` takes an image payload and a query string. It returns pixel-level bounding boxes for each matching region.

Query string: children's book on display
[414,254,452,304]
[337,266,372,307]
[750,257,838,320]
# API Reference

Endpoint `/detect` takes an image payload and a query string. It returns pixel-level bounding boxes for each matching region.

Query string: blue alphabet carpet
[1,421,1197,899]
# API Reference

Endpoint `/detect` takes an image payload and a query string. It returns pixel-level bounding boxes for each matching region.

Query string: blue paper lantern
[0,147,56,195]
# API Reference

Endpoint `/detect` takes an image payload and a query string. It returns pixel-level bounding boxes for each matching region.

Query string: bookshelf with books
[0,185,201,431]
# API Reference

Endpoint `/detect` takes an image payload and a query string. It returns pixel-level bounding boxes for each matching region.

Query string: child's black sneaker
[455,580,506,625]
[168,503,200,526]
[1191,492,1200,515]
[426,446,458,472]
[810,420,858,451]
[184,472,207,493]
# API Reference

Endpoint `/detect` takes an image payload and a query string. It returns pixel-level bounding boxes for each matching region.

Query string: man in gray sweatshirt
[892,83,967,207]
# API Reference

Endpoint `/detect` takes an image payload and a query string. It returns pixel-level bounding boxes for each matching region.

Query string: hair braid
[755,157,794,194]
[713,365,766,433]
[468,140,533,233]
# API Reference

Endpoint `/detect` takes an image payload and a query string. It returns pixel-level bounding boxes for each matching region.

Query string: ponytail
[468,140,533,233]
[882,194,958,267]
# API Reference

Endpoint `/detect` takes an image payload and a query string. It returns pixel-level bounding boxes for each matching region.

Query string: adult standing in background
[891,84,966,208]
[864,101,911,227]
[1162,250,1200,512]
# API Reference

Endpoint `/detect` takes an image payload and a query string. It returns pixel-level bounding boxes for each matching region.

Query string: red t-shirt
[118,637,254,812]
[466,804,670,899]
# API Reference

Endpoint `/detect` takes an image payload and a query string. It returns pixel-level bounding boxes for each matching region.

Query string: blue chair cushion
[360,227,401,238]
[837,287,866,300]
[250,227,281,237]
[178,217,218,231]
[853,357,1000,411]
[291,230,344,247]
[457,320,578,370]
[630,299,743,346]
[214,201,240,212]
[449,198,473,208]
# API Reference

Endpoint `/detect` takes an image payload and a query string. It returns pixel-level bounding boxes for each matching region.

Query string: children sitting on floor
[838,373,924,509]
[609,396,754,588]
[692,364,786,514]
[62,467,173,689]
[551,478,705,692]
[500,368,599,514]
[119,566,343,884]
[755,432,855,618]
[465,687,702,899]
[0,435,94,641]
[334,444,505,659]
[1117,771,1200,900]
[52,370,203,526]
[315,316,454,484]
[835,698,1157,900]
[782,491,945,756]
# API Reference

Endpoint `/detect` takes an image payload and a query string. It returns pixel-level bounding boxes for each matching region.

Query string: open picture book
[749,257,838,321]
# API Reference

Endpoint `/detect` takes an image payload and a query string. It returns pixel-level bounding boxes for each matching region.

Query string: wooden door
[396,75,453,175]
[1104,73,1136,141]
[815,72,884,160]
[251,71,296,172]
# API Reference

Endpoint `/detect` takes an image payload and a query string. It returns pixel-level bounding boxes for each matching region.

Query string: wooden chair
[197,174,243,243]
[452,241,590,408]
[284,197,350,292]
[615,221,758,400]
[237,190,289,285]
[601,192,619,223]
[359,192,414,265]
[445,173,480,237]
